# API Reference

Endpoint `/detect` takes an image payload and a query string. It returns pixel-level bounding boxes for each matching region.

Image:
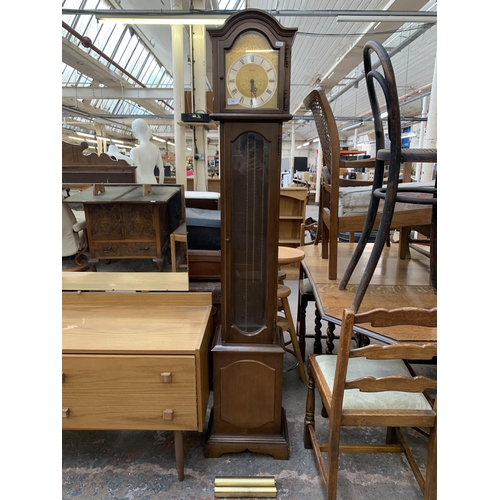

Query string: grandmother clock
[204,10,297,459]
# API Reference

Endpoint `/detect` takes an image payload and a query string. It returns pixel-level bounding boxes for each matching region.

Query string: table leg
[297,299,307,360]
[313,307,323,354]
[326,322,336,354]
[174,430,184,481]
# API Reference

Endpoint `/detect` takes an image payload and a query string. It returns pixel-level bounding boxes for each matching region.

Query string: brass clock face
[225,31,279,110]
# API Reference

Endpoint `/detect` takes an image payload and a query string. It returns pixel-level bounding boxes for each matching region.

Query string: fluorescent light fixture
[380,111,388,119]
[313,138,320,143]
[302,141,310,147]
[75,131,111,141]
[187,147,193,151]
[96,13,228,25]
[337,15,437,23]
[69,135,98,144]
[296,145,303,149]
[167,141,175,146]
[341,122,365,132]
[152,136,165,142]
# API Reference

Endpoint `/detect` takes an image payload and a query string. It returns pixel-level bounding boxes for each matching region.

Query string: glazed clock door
[220,122,281,344]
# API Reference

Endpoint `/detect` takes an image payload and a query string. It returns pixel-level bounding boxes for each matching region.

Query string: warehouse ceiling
[62,0,437,152]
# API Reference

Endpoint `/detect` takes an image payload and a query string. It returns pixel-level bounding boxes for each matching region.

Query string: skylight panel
[218,0,243,10]
[62,65,93,87]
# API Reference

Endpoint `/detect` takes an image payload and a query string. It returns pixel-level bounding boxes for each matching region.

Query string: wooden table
[299,243,436,350]
[63,184,184,271]
[62,282,212,481]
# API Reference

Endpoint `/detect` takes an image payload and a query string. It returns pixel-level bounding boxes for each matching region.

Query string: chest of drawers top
[62,291,212,355]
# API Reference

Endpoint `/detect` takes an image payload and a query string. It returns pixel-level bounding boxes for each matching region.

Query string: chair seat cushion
[186,208,221,250]
[339,180,435,216]
[315,355,432,411]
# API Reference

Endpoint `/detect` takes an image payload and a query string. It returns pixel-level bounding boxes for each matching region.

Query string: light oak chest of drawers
[62,291,212,480]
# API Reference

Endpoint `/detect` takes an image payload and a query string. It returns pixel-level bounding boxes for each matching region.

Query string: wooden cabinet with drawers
[63,184,184,271]
[62,290,212,481]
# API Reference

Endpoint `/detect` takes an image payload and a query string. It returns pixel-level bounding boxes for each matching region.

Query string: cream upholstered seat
[315,355,432,411]
[304,306,437,500]
[62,199,88,271]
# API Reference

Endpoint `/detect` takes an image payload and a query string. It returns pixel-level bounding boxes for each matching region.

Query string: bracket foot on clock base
[204,407,290,460]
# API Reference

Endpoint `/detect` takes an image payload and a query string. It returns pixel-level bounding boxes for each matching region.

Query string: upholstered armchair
[62,198,88,271]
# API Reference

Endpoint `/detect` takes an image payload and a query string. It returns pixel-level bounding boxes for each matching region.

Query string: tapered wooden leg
[297,295,307,360]
[281,295,307,383]
[424,424,437,499]
[174,430,184,481]
[322,220,329,260]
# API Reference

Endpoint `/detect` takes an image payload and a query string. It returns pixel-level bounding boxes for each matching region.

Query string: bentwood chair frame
[339,40,437,312]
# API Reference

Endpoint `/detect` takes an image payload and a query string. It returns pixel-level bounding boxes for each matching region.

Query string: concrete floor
[62,203,436,499]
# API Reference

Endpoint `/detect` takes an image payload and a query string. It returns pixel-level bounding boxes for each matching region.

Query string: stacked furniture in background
[303,87,433,281]
[278,187,308,248]
[62,141,136,187]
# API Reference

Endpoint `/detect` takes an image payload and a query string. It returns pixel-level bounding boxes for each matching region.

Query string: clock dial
[227,54,277,108]
[225,31,279,110]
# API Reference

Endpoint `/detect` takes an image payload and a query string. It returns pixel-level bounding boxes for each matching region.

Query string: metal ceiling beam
[62,9,437,19]
[62,87,175,100]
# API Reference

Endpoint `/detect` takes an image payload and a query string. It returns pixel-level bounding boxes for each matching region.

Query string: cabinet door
[86,204,123,240]
[121,204,156,240]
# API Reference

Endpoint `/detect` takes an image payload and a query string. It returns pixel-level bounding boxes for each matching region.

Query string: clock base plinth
[204,406,289,459]
[204,326,290,459]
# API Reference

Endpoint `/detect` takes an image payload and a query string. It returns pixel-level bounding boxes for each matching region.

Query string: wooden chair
[304,306,437,500]
[339,40,437,312]
[303,88,391,280]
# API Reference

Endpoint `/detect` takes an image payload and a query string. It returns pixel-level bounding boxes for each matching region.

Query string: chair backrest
[363,40,401,184]
[331,307,437,422]
[303,87,340,195]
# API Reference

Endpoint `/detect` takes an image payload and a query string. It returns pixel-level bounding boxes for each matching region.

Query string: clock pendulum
[204,9,297,459]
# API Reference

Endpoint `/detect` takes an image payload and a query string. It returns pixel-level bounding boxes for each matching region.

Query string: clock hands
[250,78,258,107]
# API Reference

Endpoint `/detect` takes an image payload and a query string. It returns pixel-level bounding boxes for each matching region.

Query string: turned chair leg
[304,370,315,449]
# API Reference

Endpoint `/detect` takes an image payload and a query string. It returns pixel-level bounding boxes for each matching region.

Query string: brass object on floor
[214,476,277,498]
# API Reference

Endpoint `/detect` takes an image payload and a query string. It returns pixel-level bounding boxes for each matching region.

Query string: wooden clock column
[204,10,297,459]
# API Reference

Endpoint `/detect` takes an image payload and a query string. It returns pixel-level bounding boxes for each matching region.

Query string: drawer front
[62,355,198,431]
[92,241,158,258]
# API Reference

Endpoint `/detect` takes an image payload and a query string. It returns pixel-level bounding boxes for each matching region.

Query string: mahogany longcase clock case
[205,10,297,459]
